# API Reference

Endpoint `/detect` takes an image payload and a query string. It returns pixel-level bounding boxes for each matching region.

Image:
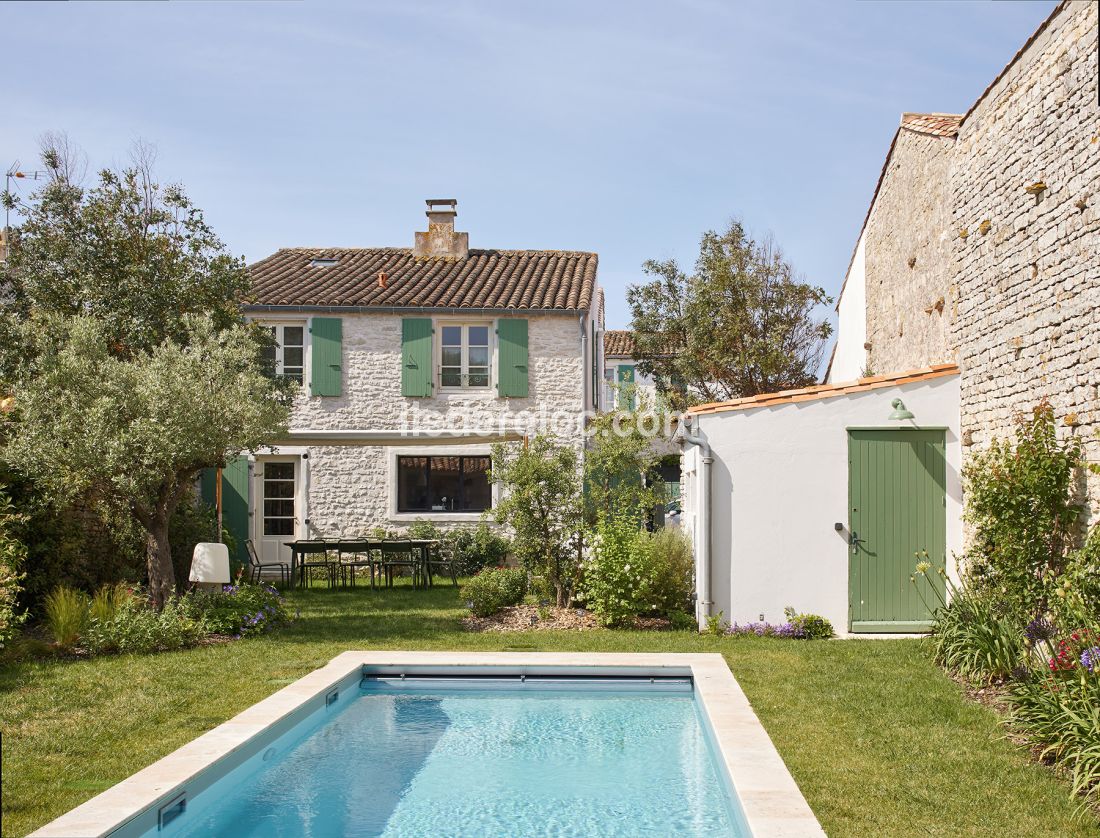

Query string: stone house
[205,200,602,567]
[828,0,1099,518]
[602,330,659,411]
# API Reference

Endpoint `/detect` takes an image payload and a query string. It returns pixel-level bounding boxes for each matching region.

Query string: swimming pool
[31,653,824,837]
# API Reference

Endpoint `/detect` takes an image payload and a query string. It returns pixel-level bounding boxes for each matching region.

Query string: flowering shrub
[182,583,290,637]
[726,608,833,640]
[580,519,696,627]
[461,567,527,617]
[580,517,657,627]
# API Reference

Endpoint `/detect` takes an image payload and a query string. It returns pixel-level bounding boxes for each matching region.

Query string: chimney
[413,198,468,259]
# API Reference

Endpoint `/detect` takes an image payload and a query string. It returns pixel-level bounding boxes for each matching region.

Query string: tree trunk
[146,516,175,610]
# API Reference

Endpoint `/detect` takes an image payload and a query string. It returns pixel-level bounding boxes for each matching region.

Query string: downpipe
[676,415,713,629]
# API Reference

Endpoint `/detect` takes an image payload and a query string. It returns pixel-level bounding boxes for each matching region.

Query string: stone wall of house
[858,1,1099,521]
[951,0,1099,520]
[864,128,957,376]
[291,312,585,536]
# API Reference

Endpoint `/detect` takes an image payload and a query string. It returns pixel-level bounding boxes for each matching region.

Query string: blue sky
[7,0,1055,344]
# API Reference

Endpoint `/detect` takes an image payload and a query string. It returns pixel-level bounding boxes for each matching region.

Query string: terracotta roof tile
[245,248,598,312]
[603,330,636,357]
[900,112,963,138]
[687,365,959,416]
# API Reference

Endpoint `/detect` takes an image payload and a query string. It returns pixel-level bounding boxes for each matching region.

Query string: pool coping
[30,651,825,838]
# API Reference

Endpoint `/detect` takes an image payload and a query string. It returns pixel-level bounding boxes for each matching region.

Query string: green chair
[337,540,378,588]
[381,541,422,589]
[424,541,458,587]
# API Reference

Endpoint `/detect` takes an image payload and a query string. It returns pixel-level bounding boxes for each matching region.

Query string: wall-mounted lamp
[888,399,915,421]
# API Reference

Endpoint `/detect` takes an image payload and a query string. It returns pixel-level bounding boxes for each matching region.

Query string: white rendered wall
[689,374,960,636]
[828,232,868,383]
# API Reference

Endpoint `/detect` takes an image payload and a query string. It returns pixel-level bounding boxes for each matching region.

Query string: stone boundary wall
[952,0,1099,521]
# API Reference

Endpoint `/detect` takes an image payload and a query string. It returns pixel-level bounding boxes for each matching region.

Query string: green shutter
[497,318,529,398]
[310,317,342,396]
[199,456,250,567]
[402,318,434,397]
[617,364,636,410]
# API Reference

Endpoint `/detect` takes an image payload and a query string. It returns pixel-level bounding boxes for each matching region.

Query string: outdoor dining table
[285,539,438,588]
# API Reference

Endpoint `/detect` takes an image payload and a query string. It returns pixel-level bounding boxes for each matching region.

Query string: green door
[848,429,946,633]
[200,456,250,568]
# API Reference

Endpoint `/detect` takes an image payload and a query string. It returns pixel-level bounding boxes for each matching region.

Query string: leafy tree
[583,404,668,525]
[628,220,832,407]
[1,315,289,608]
[490,434,584,607]
[0,138,252,373]
[0,139,288,607]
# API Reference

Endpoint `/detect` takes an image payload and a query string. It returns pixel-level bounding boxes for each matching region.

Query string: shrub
[0,490,28,648]
[726,609,833,639]
[580,519,696,627]
[461,568,527,617]
[648,527,694,615]
[83,595,205,655]
[962,403,1084,617]
[450,523,511,575]
[183,583,289,637]
[668,609,697,631]
[44,585,88,647]
[783,607,834,639]
[580,517,656,627]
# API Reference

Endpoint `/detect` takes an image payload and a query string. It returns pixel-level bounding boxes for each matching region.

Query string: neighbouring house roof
[687,364,959,416]
[604,330,636,357]
[246,247,598,312]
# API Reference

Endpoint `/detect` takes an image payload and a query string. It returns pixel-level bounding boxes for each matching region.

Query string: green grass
[1,583,1094,837]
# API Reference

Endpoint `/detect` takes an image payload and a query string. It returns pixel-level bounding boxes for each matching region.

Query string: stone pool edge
[30,651,825,838]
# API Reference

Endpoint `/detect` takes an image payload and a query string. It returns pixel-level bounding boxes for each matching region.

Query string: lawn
[1,583,1093,837]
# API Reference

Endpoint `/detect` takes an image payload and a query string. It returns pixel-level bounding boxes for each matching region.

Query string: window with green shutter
[310,317,342,396]
[496,318,528,398]
[617,364,636,410]
[402,318,434,397]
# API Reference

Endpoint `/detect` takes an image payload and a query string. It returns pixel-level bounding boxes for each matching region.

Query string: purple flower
[1025,617,1057,644]
[1080,647,1100,673]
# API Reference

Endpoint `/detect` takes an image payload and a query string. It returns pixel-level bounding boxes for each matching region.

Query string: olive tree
[490,434,584,607]
[1,315,289,607]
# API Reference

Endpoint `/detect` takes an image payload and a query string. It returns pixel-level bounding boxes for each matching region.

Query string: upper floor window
[260,323,305,384]
[440,323,490,389]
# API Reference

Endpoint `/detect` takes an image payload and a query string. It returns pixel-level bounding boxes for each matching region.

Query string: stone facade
[271,311,589,538]
[843,0,1099,519]
[864,128,956,375]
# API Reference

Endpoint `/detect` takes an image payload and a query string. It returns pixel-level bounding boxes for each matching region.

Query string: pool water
[154,679,744,837]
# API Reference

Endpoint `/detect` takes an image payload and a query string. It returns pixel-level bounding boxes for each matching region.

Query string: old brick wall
[865,128,957,375]
[952,0,1099,520]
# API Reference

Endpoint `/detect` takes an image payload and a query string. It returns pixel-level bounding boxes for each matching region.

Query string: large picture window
[259,323,305,384]
[397,455,492,513]
[440,324,490,389]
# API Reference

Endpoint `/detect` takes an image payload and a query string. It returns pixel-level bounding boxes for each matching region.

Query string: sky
[5,0,1057,353]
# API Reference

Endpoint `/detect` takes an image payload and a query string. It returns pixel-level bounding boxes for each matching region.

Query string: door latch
[849,531,865,553]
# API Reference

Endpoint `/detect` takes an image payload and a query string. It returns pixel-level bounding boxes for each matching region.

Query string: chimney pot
[378,271,388,288]
[414,198,468,259]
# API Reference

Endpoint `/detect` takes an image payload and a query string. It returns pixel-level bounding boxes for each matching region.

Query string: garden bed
[462,604,673,633]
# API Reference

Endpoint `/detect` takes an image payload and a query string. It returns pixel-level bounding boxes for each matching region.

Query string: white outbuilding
[676,365,961,636]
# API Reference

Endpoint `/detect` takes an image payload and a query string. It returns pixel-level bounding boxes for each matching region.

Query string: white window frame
[388,446,498,522]
[254,318,310,389]
[435,319,495,393]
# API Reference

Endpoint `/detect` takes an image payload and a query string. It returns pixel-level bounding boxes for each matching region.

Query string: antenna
[3,160,47,263]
